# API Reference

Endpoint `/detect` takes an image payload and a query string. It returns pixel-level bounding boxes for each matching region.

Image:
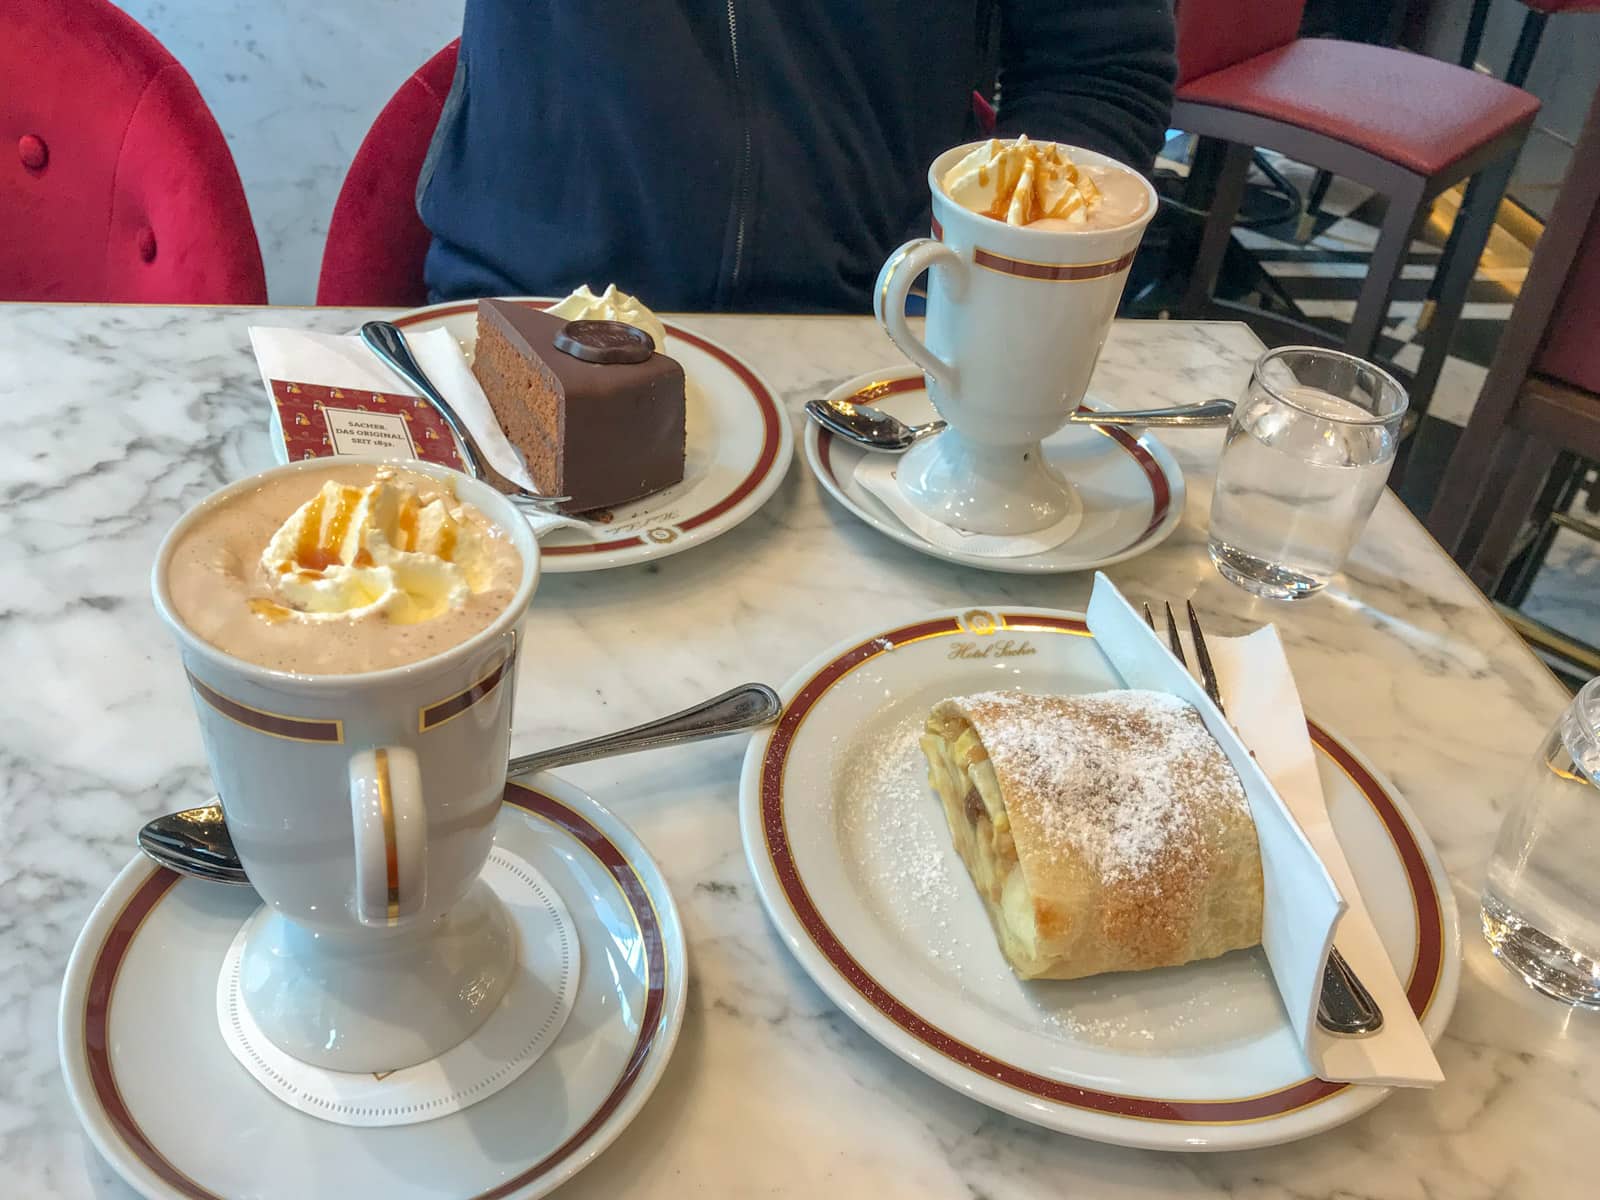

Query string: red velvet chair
[1171,1,1540,423]
[2,0,266,304]
[317,42,459,308]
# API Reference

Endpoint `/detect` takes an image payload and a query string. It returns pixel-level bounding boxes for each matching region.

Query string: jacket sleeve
[993,0,1177,170]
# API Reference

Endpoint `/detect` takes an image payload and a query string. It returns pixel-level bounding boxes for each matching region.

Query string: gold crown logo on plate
[959,608,1002,636]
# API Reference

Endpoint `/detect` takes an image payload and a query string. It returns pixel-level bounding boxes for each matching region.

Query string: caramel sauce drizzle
[248,598,292,624]
[397,503,418,552]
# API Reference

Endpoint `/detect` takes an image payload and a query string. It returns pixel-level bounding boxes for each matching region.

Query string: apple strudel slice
[920,689,1263,980]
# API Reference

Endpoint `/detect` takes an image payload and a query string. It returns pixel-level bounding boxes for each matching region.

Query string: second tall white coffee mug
[874,141,1158,536]
[152,456,541,1072]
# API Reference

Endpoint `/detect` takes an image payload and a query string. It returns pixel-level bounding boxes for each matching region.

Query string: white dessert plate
[738,608,1460,1152]
[271,298,793,573]
[803,368,1186,574]
[59,776,686,1200]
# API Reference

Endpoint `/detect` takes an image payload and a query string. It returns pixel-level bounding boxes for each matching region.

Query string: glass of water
[1208,347,1407,600]
[1482,678,1600,1008]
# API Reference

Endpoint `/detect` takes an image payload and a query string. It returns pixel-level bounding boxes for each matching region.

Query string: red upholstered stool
[2,0,266,304]
[317,43,459,307]
[1172,1,1539,423]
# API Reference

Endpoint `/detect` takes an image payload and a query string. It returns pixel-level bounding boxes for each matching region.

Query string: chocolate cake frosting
[471,300,687,513]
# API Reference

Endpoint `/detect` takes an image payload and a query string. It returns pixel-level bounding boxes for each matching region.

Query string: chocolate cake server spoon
[138,682,782,885]
[359,320,572,511]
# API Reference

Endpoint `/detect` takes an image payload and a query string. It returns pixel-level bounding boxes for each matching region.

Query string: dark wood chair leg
[1458,0,1494,69]
[1468,435,1559,591]
[1180,141,1253,314]
[1504,10,1551,89]
[1407,154,1517,422]
[1295,170,1335,242]
[1498,450,1580,606]
[1343,174,1427,357]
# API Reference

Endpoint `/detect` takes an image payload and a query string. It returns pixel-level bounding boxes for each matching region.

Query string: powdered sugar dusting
[837,711,967,966]
[953,689,1247,884]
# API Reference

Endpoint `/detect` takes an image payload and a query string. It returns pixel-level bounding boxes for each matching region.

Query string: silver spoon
[358,320,571,511]
[806,395,1235,453]
[138,682,782,885]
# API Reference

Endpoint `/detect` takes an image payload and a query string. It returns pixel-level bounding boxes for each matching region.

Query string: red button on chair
[317,42,459,308]
[1172,1,1540,423]
[2,0,266,304]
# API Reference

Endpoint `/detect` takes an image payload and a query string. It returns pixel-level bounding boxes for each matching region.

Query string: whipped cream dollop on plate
[259,469,495,625]
[548,284,669,353]
[942,136,1103,227]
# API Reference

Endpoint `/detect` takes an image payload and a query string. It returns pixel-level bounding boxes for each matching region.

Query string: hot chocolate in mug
[874,140,1159,536]
[152,455,540,1072]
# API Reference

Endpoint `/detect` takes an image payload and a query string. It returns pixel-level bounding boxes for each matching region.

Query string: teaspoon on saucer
[358,320,572,512]
[805,395,1234,453]
[138,682,782,885]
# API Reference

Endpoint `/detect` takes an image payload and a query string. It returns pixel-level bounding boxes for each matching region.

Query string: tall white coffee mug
[874,141,1158,535]
[153,456,540,1072]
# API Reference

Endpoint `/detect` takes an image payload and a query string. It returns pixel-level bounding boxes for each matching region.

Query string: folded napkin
[248,325,594,539]
[1085,574,1443,1087]
[852,454,1082,557]
[1203,623,1444,1087]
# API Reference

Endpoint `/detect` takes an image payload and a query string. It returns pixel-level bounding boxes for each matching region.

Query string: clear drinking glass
[1482,677,1600,1008]
[1208,347,1408,600]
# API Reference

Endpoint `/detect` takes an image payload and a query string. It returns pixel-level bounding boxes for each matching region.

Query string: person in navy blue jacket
[418,1,1176,313]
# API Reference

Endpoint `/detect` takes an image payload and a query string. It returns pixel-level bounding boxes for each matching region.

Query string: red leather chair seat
[1522,1,1600,13]
[1177,39,1540,176]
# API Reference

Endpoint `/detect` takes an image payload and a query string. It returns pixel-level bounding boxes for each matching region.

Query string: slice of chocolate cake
[471,300,687,513]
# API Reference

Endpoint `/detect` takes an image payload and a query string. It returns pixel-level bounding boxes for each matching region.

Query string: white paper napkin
[1086,574,1443,1087]
[1085,575,1345,1069]
[248,325,595,539]
[852,454,1081,557]
[1202,624,1444,1087]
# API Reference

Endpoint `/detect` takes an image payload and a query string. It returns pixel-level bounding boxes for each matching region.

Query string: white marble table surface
[1,305,1590,1199]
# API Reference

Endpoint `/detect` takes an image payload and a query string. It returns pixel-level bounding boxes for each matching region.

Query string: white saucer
[60,776,686,1200]
[738,608,1460,1151]
[803,368,1187,574]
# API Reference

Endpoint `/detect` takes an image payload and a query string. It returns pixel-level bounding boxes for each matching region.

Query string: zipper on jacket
[725,0,752,295]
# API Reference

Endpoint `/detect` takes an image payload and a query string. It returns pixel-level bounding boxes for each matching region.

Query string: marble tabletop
[1,304,1591,1199]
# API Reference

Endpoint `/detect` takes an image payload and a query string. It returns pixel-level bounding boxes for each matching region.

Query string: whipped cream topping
[548,284,669,353]
[258,469,494,625]
[942,136,1102,227]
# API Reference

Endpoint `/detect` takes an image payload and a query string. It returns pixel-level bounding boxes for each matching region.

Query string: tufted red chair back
[2,0,266,304]
[317,42,460,307]
[1175,0,1306,86]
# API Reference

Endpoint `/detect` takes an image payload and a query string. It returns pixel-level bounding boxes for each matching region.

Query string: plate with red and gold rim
[308,298,790,574]
[58,776,686,1200]
[803,367,1186,574]
[737,608,1460,1151]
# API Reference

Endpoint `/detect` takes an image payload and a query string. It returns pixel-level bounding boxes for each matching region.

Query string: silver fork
[1144,600,1385,1038]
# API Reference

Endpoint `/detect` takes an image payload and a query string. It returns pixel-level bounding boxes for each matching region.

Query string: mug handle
[873,237,963,394]
[349,746,427,927]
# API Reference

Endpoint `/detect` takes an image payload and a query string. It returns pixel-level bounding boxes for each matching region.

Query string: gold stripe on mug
[375,747,400,925]
[418,655,513,733]
[971,247,1136,282]
[928,220,1134,282]
[185,671,344,744]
